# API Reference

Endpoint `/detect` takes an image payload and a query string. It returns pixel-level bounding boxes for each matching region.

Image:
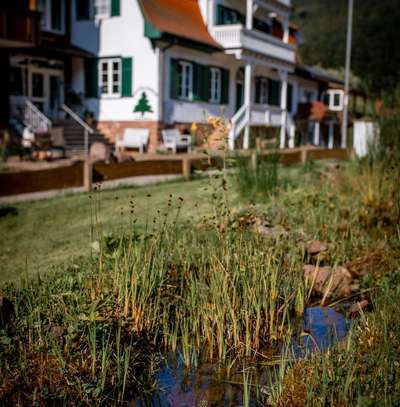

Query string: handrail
[61,104,94,134]
[229,104,249,150]
[25,99,52,130]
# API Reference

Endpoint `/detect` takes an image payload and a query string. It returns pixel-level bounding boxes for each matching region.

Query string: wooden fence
[0,148,352,197]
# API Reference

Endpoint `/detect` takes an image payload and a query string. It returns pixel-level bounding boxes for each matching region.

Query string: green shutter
[170,59,179,100]
[193,63,201,101]
[121,57,133,97]
[255,77,261,104]
[221,68,230,104]
[193,63,210,102]
[84,58,98,98]
[111,0,120,16]
[268,79,281,106]
[287,83,293,112]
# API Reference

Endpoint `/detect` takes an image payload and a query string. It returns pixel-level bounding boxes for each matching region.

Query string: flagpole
[342,0,354,149]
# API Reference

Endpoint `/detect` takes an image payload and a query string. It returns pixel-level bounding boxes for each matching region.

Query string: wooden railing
[0,8,40,46]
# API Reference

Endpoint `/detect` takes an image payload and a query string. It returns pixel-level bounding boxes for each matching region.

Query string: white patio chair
[161,129,191,153]
[116,128,150,154]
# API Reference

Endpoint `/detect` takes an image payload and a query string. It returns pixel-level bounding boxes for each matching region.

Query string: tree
[133,92,153,117]
[293,0,400,97]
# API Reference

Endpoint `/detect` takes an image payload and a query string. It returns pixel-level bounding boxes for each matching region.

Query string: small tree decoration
[134,92,153,117]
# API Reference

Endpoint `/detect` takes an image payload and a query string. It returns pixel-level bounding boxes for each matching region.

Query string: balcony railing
[0,9,40,47]
[211,25,296,66]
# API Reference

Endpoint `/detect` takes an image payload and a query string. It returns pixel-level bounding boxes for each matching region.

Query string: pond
[134,307,349,406]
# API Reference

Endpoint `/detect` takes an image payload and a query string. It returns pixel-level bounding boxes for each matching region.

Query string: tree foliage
[293,0,400,96]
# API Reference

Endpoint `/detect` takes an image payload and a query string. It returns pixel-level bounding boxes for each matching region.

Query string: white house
[2,0,349,154]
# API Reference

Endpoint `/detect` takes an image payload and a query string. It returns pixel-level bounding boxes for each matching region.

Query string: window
[268,79,281,106]
[216,5,244,25]
[177,61,193,101]
[254,18,271,35]
[328,89,344,111]
[99,58,121,97]
[209,68,221,103]
[76,0,91,20]
[38,0,65,33]
[94,0,120,18]
[94,0,110,18]
[255,78,269,104]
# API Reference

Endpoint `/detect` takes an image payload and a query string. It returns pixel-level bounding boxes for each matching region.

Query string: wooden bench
[116,128,150,154]
[162,129,191,153]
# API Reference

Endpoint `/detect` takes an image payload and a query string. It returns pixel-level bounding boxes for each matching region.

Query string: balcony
[0,9,40,48]
[211,24,296,67]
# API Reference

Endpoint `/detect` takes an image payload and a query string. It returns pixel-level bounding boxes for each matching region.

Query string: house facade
[1,0,349,154]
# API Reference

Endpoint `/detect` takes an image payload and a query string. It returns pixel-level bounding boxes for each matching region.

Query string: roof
[138,0,221,50]
[296,65,344,86]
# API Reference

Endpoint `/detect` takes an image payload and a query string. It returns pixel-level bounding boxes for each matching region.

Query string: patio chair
[116,128,149,154]
[161,129,191,153]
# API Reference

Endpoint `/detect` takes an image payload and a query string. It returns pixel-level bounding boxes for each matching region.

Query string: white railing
[24,100,52,133]
[62,104,94,157]
[211,25,296,66]
[228,104,249,150]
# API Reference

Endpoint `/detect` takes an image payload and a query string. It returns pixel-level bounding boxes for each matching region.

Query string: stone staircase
[53,118,113,157]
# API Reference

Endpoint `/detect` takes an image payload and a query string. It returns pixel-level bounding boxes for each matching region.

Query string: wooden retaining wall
[0,148,352,197]
[0,162,83,197]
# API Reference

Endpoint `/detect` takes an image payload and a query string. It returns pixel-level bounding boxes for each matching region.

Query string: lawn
[0,178,216,282]
[0,154,399,405]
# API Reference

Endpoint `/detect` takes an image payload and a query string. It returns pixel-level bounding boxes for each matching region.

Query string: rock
[304,265,353,299]
[90,142,110,162]
[0,297,14,328]
[50,325,65,339]
[349,300,369,315]
[306,240,328,255]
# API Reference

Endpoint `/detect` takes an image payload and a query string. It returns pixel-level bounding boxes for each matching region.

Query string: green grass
[0,178,216,282]
[0,155,399,405]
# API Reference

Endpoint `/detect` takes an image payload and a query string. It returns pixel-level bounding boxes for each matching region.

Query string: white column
[328,122,334,149]
[283,19,290,43]
[313,121,320,146]
[279,71,288,149]
[207,0,214,29]
[246,0,253,30]
[243,63,252,150]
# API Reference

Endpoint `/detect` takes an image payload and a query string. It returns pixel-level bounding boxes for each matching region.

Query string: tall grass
[234,151,281,200]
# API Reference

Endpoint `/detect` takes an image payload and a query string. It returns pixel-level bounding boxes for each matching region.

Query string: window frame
[328,89,344,111]
[94,0,111,19]
[76,0,92,20]
[39,0,66,34]
[177,61,193,101]
[209,67,222,104]
[98,58,121,98]
[258,77,269,105]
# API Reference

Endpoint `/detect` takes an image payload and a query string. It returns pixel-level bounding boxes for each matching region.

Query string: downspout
[157,40,176,125]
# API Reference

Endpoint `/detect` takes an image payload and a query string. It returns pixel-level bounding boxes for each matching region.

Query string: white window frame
[328,89,344,111]
[98,58,121,98]
[94,0,111,19]
[178,61,193,101]
[258,78,269,105]
[209,67,222,104]
[39,0,66,34]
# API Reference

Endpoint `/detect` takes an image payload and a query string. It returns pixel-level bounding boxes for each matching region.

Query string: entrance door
[28,69,64,119]
[49,75,62,118]
[30,71,46,113]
